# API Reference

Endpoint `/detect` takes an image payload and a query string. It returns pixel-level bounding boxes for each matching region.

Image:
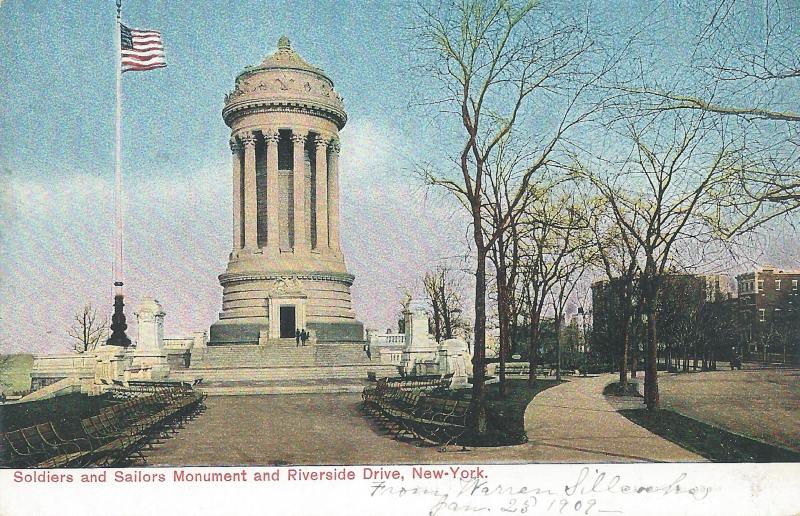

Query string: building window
[793,279,798,291]
[776,279,781,291]
[759,309,765,322]
[757,280,764,292]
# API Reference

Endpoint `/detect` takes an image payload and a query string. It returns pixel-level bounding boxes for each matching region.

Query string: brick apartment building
[736,267,800,353]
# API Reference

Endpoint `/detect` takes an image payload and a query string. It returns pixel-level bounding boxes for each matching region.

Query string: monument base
[208,320,364,345]
[208,321,267,345]
[307,321,364,343]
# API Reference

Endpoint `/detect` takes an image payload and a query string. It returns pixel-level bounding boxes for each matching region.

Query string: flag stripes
[120,24,166,72]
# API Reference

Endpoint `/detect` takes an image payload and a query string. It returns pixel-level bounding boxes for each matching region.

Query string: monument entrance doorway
[279,306,296,338]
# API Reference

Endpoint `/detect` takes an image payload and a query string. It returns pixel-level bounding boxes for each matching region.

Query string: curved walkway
[523,373,705,463]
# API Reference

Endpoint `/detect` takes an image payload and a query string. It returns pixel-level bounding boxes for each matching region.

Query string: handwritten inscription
[370,467,712,516]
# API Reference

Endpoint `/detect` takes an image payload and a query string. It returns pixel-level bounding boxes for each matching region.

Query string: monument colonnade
[228,128,342,257]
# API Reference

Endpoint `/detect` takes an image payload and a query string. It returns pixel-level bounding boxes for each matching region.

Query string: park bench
[402,397,470,450]
[33,422,97,465]
[0,382,205,469]
[360,377,471,450]
[2,427,90,468]
[382,373,455,391]
[79,414,150,466]
[504,363,529,377]
[1,429,51,468]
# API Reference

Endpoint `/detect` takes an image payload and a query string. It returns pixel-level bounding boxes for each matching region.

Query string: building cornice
[223,100,347,129]
[219,271,355,287]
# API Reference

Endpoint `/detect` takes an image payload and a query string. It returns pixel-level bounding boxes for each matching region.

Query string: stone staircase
[176,341,399,395]
[190,343,316,369]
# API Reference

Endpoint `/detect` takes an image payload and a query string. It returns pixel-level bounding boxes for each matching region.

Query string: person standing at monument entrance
[301,329,309,346]
[295,329,301,347]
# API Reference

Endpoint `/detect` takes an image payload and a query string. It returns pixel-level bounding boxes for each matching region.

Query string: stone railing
[367,333,406,366]
[369,333,406,345]
[30,353,97,392]
[31,353,96,375]
[164,337,193,351]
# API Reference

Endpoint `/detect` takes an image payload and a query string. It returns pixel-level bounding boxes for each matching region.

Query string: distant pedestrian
[301,329,309,346]
[295,329,301,347]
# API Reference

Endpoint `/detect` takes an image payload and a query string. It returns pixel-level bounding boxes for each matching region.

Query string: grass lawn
[602,380,642,397]
[619,408,800,463]
[0,353,34,396]
[441,378,562,446]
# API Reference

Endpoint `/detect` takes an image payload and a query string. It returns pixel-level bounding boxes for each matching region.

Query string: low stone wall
[30,353,96,392]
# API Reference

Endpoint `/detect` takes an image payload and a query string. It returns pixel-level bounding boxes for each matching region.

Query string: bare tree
[413,0,606,431]
[485,139,542,396]
[518,189,591,384]
[423,266,467,342]
[585,195,641,389]
[548,243,594,381]
[68,304,109,353]
[616,1,800,231]
[579,110,742,409]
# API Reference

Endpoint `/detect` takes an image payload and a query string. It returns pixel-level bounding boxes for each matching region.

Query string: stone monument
[209,36,363,345]
[128,298,170,381]
[400,298,438,373]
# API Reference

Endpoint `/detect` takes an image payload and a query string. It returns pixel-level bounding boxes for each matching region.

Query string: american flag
[120,23,166,72]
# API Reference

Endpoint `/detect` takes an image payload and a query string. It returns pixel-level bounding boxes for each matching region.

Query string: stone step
[193,379,369,396]
[190,343,374,370]
[171,364,398,382]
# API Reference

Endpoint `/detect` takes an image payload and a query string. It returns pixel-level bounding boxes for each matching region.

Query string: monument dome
[210,37,363,345]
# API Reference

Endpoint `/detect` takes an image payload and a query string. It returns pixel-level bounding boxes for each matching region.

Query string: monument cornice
[223,99,347,129]
[219,271,355,287]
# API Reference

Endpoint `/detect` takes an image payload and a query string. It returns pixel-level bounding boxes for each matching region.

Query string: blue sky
[0,0,462,352]
[1,1,797,353]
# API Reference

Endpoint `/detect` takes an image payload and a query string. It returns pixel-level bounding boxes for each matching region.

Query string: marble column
[230,138,243,250]
[264,130,280,252]
[291,132,307,252]
[314,135,329,250]
[241,132,258,250]
[328,139,341,253]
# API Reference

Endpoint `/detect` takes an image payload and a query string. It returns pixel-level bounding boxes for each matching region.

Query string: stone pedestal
[128,298,170,381]
[192,331,208,350]
[94,346,130,392]
[438,338,471,389]
[400,299,437,374]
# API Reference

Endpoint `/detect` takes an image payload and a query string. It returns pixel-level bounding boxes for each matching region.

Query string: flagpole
[115,0,123,296]
[107,0,131,347]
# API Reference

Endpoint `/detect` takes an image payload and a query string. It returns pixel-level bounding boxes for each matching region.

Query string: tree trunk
[555,315,563,381]
[645,308,659,410]
[619,316,630,387]
[470,245,488,434]
[683,344,689,372]
[528,312,540,385]
[497,249,510,397]
[442,287,453,340]
[83,312,88,352]
[431,297,442,343]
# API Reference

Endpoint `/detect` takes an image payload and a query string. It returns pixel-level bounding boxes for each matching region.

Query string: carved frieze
[269,276,306,297]
[226,76,342,102]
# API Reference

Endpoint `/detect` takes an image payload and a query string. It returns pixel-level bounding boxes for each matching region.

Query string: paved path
[146,375,703,466]
[524,374,705,463]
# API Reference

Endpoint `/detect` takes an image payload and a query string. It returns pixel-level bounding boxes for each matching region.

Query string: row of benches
[361,376,470,450]
[1,382,205,468]
[502,363,575,377]
[367,372,454,391]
